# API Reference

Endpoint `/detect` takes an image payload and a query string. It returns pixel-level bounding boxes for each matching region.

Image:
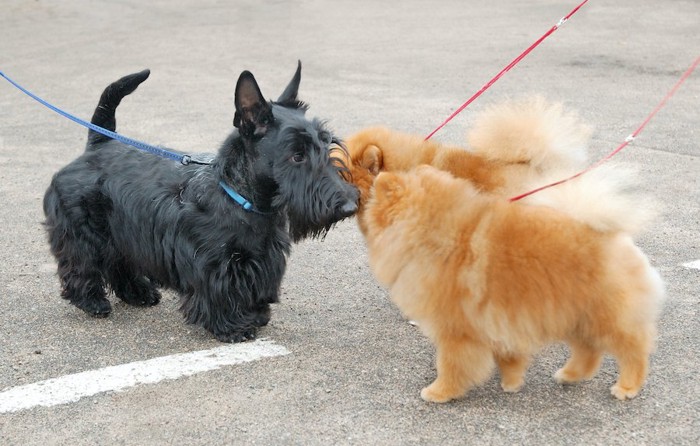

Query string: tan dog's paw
[554,367,586,384]
[501,377,524,393]
[554,368,573,384]
[610,384,639,400]
[420,383,461,403]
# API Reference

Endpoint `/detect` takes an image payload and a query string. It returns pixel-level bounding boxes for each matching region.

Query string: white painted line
[682,260,700,270]
[0,339,290,414]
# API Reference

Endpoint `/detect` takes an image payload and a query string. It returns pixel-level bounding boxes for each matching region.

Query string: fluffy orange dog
[363,165,665,403]
[341,96,591,233]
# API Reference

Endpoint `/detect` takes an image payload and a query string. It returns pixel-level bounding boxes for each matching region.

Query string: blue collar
[219,180,271,215]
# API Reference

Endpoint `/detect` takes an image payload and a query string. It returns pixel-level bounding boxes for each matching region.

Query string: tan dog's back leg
[608,329,653,400]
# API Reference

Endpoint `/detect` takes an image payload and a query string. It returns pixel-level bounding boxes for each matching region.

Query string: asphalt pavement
[1,0,698,444]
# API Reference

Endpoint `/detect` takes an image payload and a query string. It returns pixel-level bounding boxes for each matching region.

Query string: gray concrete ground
[1,0,698,444]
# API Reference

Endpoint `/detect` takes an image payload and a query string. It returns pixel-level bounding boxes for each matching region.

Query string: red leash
[509,56,700,202]
[424,0,589,140]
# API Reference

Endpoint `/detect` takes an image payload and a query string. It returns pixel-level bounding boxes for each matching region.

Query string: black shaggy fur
[43,63,359,342]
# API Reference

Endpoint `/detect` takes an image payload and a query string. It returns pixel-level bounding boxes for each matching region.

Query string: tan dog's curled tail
[468,96,592,172]
[520,163,659,235]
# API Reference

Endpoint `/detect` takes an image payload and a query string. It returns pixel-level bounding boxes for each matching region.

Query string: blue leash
[0,70,205,165]
[1,69,268,214]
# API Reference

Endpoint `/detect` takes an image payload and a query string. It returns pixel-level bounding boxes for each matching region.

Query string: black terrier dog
[43,63,358,342]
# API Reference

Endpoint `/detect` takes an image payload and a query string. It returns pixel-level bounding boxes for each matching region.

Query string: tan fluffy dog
[362,165,664,403]
[340,96,592,233]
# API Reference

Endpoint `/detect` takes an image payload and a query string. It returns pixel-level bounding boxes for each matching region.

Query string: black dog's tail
[88,69,150,146]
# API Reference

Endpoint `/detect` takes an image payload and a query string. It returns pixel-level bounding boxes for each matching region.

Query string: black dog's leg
[45,186,113,317]
[55,252,111,317]
[212,301,276,341]
[210,289,279,340]
[106,260,161,307]
[181,290,262,343]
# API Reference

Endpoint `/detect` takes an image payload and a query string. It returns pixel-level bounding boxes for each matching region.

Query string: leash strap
[424,0,589,140]
[0,70,209,165]
[1,69,267,214]
[509,56,700,202]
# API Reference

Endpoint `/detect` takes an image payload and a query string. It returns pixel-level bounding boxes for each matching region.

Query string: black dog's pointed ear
[276,61,305,109]
[233,71,273,138]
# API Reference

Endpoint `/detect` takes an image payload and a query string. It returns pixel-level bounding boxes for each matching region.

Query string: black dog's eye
[260,112,273,126]
[291,152,306,163]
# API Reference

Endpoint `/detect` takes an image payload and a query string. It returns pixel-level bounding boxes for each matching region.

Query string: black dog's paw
[214,328,257,343]
[131,288,161,307]
[145,288,162,306]
[115,279,161,307]
[253,313,270,327]
[253,304,271,327]
[74,297,112,317]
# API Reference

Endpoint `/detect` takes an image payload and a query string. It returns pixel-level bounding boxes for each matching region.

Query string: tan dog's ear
[361,145,383,176]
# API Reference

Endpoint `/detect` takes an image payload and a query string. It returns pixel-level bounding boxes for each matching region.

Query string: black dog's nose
[338,200,358,218]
